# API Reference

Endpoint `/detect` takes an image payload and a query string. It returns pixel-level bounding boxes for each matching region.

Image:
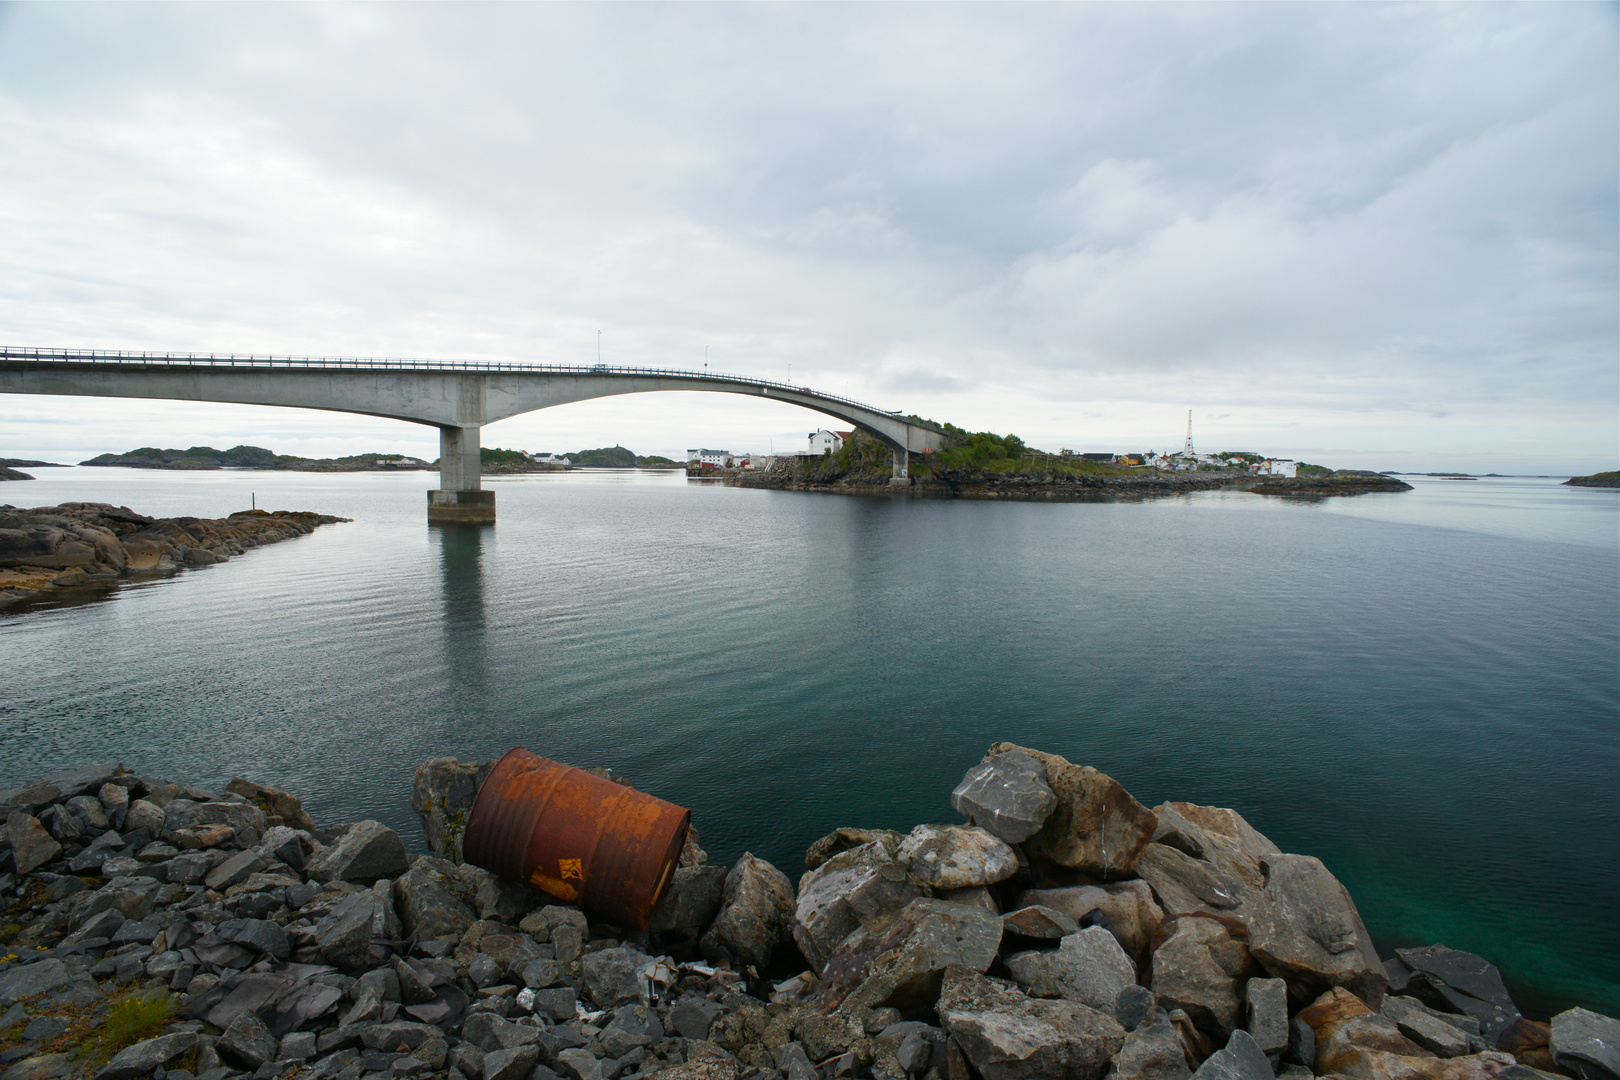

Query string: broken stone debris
[0,745,1607,1080]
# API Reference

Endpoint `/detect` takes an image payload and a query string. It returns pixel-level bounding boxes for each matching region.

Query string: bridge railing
[0,345,937,425]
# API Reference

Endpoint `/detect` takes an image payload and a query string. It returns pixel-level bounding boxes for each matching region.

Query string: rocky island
[1563,473,1620,489]
[1,743,1613,1080]
[78,447,432,473]
[735,434,1413,501]
[0,461,64,483]
[0,503,347,609]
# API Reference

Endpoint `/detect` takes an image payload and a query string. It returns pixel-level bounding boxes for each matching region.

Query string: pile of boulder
[0,503,347,607]
[0,744,1615,1080]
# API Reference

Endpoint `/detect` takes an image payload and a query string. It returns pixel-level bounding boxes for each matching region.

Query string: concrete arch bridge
[0,346,949,523]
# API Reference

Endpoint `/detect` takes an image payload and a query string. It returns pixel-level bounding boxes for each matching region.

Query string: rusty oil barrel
[462,747,691,931]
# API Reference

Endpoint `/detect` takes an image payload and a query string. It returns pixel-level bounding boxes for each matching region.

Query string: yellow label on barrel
[559,858,583,880]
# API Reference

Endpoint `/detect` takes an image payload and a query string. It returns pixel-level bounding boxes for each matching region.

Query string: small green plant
[76,990,177,1066]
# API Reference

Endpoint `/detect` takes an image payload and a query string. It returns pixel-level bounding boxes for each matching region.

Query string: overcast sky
[1,3,1615,472]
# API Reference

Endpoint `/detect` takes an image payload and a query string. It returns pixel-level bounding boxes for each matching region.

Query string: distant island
[1564,471,1620,488]
[0,457,64,481]
[72,443,685,475]
[482,445,682,472]
[81,445,434,472]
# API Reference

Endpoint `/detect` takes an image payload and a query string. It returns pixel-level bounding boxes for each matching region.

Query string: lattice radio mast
[1183,410,1195,457]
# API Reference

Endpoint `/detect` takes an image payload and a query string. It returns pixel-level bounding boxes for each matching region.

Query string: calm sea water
[3,467,1616,1017]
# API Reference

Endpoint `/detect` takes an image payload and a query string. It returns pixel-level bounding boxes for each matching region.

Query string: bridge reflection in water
[434,523,490,706]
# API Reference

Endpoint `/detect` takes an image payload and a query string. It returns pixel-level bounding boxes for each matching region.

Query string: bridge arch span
[0,347,949,523]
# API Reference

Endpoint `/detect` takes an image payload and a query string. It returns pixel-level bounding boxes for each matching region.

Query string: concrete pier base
[427,489,495,524]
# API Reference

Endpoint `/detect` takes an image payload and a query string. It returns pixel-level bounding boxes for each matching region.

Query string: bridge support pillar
[890,447,910,485]
[429,425,495,524]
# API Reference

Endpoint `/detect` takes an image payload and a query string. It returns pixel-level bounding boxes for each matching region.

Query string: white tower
[1183,410,1195,457]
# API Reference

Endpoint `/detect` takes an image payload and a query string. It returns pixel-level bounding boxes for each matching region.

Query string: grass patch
[70,989,178,1067]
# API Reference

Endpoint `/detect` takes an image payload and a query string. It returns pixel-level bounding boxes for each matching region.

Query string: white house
[1258,459,1297,478]
[808,429,849,455]
[688,449,733,467]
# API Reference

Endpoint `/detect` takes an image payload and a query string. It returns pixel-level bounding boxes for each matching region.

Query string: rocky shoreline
[732,468,1412,501]
[2,744,1614,1080]
[0,504,348,609]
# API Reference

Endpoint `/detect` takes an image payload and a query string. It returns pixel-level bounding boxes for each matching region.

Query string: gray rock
[1380,995,1473,1058]
[279,1031,317,1061]
[110,919,158,944]
[315,890,382,972]
[556,1047,604,1080]
[69,908,126,943]
[1245,977,1288,1054]
[362,1021,442,1052]
[1017,882,1166,965]
[37,804,81,843]
[204,849,266,891]
[22,1016,70,1042]
[1250,854,1387,1010]
[1005,927,1136,1012]
[68,830,126,873]
[668,998,717,1040]
[162,798,265,839]
[6,812,61,875]
[65,796,109,832]
[1005,905,1083,940]
[451,1043,486,1079]
[124,798,165,837]
[1551,1007,1620,1080]
[551,923,583,963]
[647,864,726,933]
[938,965,1126,1080]
[776,1042,817,1080]
[395,956,438,1004]
[896,824,1020,889]
[804,826,906,869]
[792,840,924,974]
[165,852,213,885]
[1283,1018,1314,1069]
[1109,1007,1192,1080]
[700,853,795,970]
[1116,985,1156,1031]
[821,898,1003,1013]
[481,1044,540,1080]
[1190,1030,1273,1080]
[468,952,504,988]
[520,958,564,989]
[411,756,493,864]
[97,782,129,829]
[897,1029,932,1076]
[951,747,1058,843]
[463,1012,544,1052]
[1151,917,1252,1043]
[359,966,402,1003]
[1395,945,1521,1044]
[95,1031,198,1080]
[984,742,1157,878]
[457,864,533,924]
[4,1053,76,1080]
[218,1010,278,1070]
[582,946,652,1010]
[393,855,478,940]
[216,917,290,959]
[0,959,71,1004]
[528,987,578,1022]
[306,820,409,884]
[340,983,383,1027]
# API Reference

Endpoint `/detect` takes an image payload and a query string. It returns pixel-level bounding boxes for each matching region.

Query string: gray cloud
[0,3,1613,470]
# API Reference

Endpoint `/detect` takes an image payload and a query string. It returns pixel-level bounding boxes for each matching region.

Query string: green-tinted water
[2,468,1615,1015]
